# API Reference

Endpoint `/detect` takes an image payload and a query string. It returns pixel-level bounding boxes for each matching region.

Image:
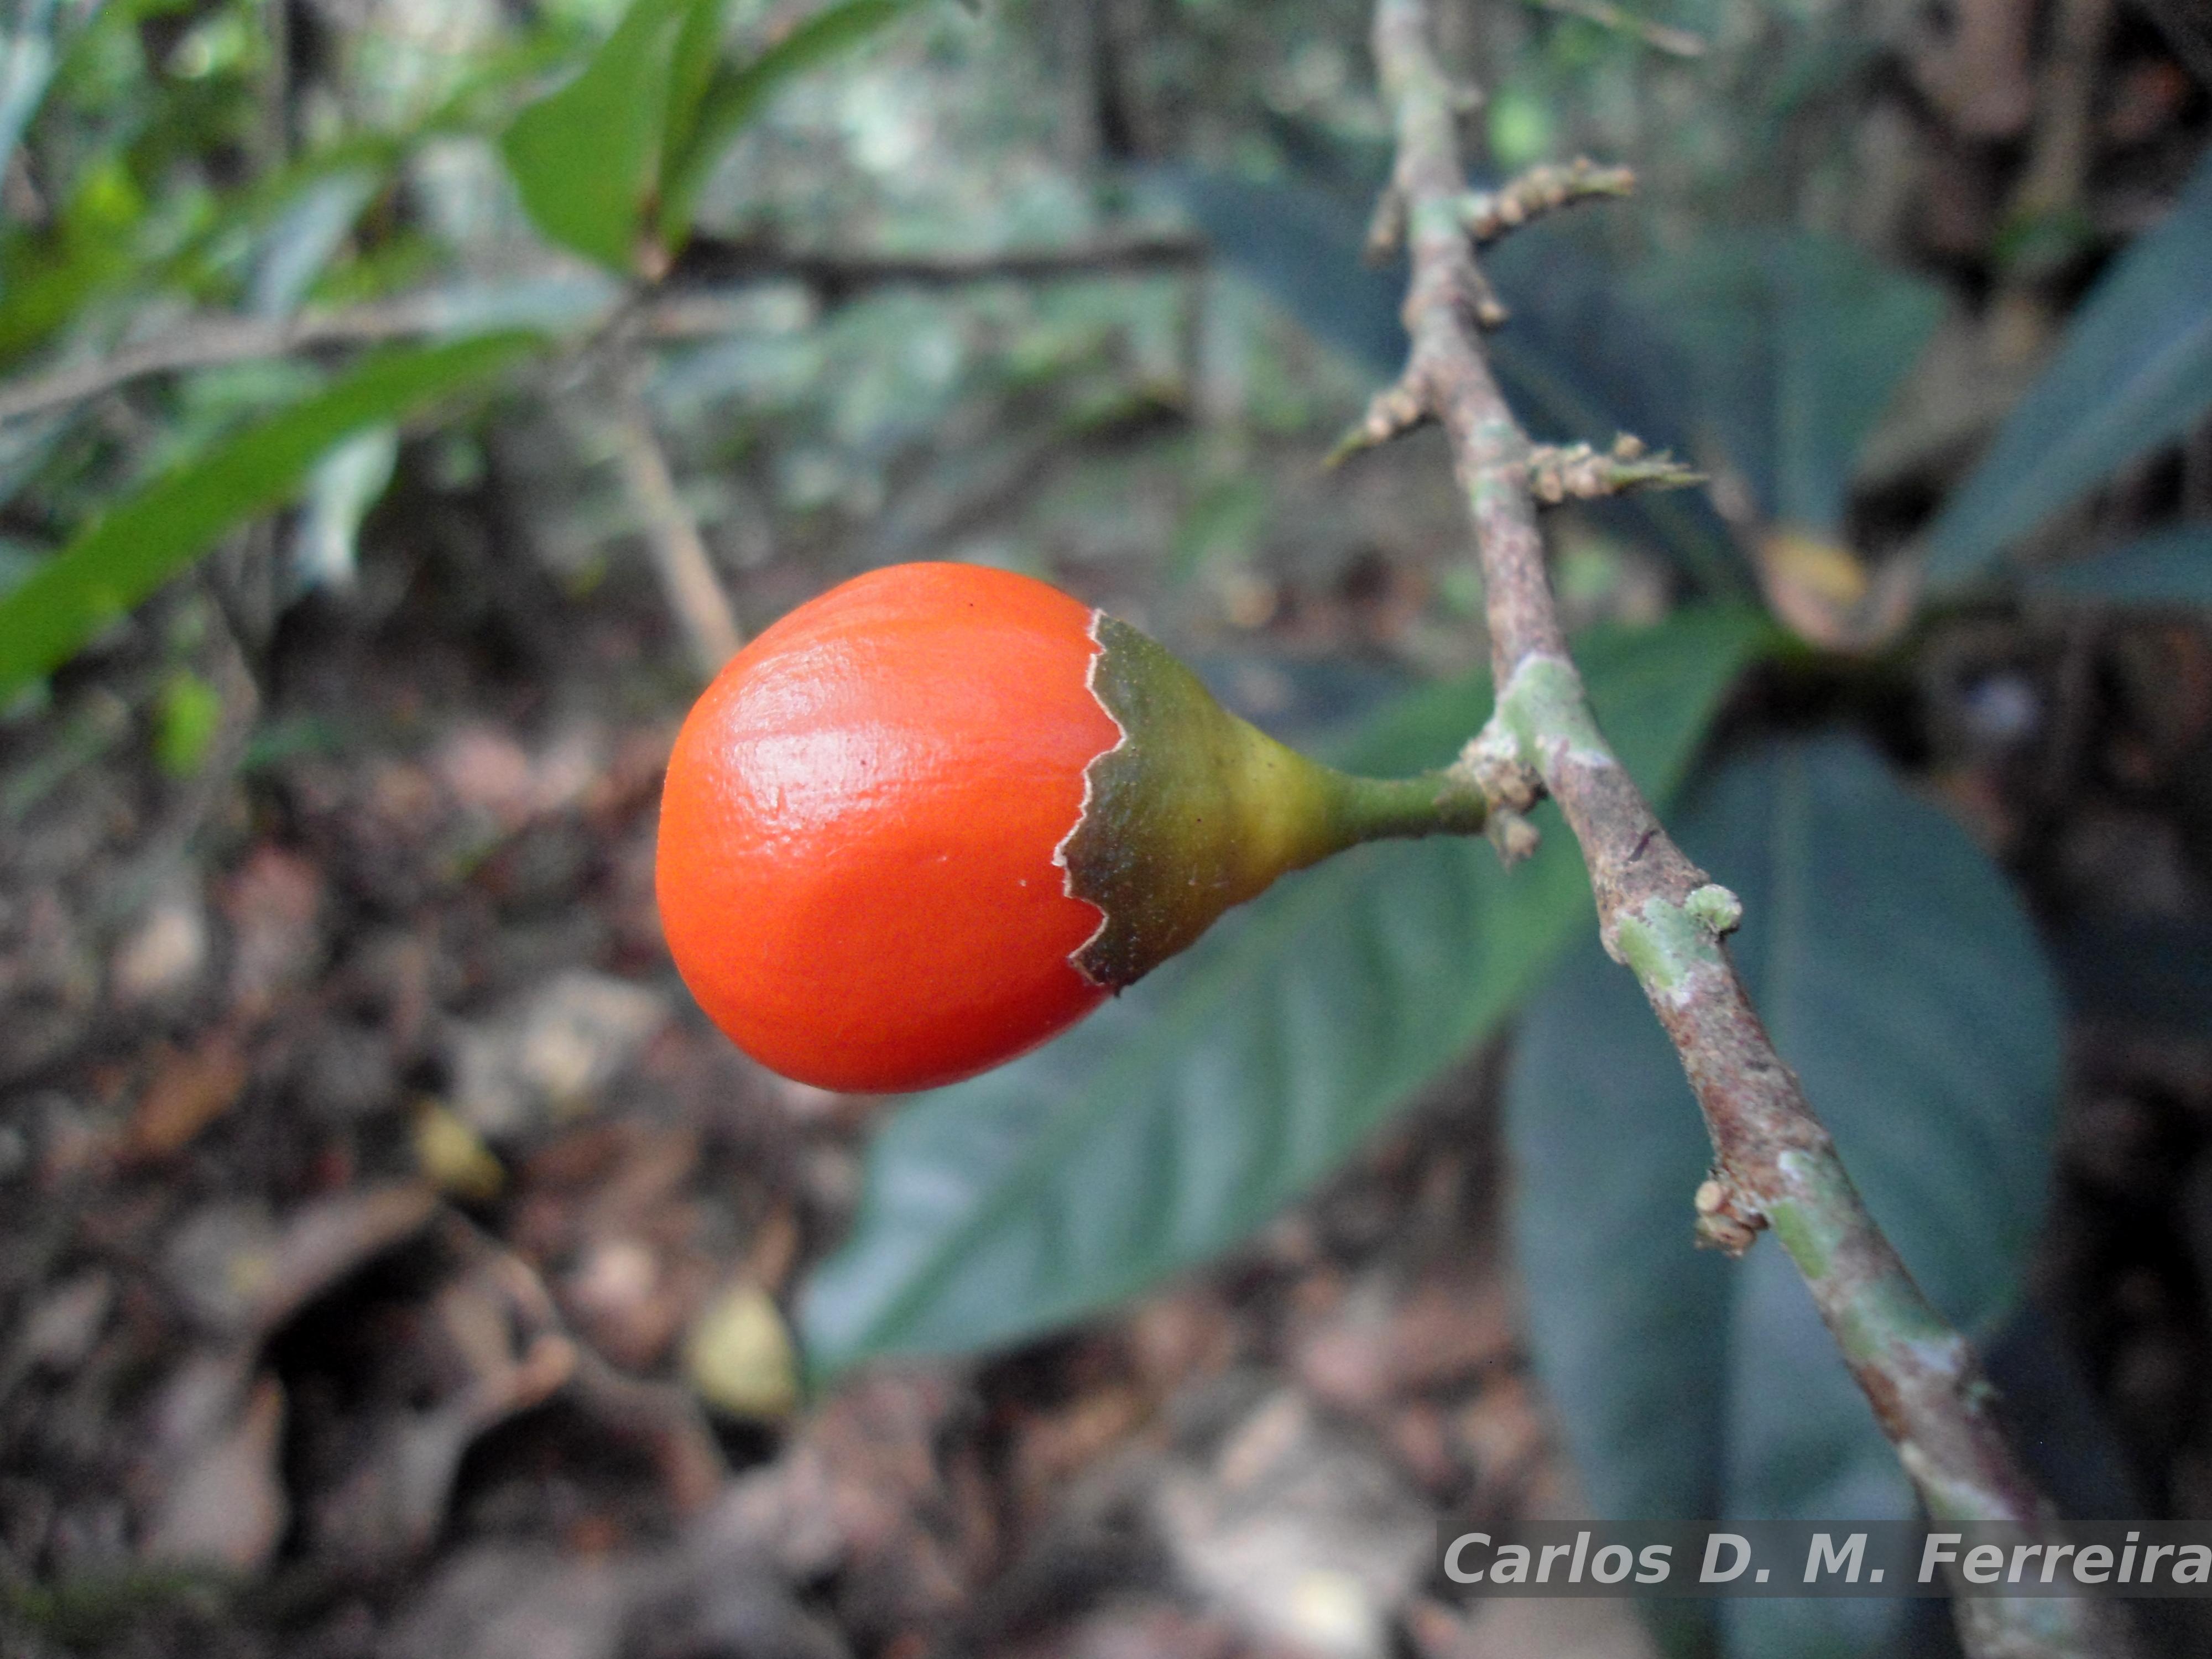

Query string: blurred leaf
[501,0,715,273]
[799,607,1775,1378]
[1486,78,1555,170]
[0,158,143,366]
[2026,524,2212,608]
[152,668,223,776]
[0,332,538,695]
[0,0,59,169]
[2053,914,2212,1038]
[657,0,922,247]
[1508,734,2060,1658]
[249,168,379,318]
[1626,231,1943,536]
[687,1281,800,1419]
[158,30,575,297]
[505,0,920,270]
[1926,147,2212,589]
[291,424,400,593]
[1170,473,1268,580]
[660,0,732,193]
[1164,171,1747,595]
[1485,227,1749,596]
[1157,172,1405,370]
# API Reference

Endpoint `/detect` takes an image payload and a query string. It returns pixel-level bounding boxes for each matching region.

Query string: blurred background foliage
[2,0,2211,1656]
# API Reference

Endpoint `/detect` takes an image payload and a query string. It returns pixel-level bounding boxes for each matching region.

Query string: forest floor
[2,411,2210,1659]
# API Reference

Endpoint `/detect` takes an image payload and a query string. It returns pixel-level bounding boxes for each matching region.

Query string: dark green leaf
[1926,148,2212,589]
[798,608,1775,1378]
[1507,735,2060,1657]
[1164,171,1749,597]
[0,332,538,695]
[1625,231,1943,535]
[500,0,712,273]
[657,0,920,248]
[2025,523,2212,608]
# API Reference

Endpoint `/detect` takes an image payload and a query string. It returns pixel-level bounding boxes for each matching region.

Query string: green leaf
[798,607,1775,1379]
[2025,523,2212,608]
[504,0,919,269]
[1625,231,1943,536]
[0,0,59,170]
[656,0,921,248]
[1169,473,1269,581]
[293,424,401,591]
[153,668,223,777]
[500,0,715,273]
[1507,735,2060,1658]
[1926,148,2212,589]
[0,332,538,695]
[0,157,143,367]
[1165,172,1750,597]
[660,0,732,192]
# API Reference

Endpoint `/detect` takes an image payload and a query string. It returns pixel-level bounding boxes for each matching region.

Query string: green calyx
[1060,614,1489,989]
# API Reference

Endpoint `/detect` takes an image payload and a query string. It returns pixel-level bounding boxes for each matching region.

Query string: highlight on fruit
[654,561,1489,1093]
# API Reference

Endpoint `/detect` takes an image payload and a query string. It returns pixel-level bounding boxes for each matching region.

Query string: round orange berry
[655,562,1120,1092]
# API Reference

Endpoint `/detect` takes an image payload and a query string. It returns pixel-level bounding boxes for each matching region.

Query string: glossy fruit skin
[656,562,1121,1093]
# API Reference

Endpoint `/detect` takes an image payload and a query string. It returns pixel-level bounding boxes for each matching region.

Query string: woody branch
[1361,2,2120,1655]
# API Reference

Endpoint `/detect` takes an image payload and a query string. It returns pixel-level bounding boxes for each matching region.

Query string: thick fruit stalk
[1064,613,1487,986]
[655,562,1486,1093]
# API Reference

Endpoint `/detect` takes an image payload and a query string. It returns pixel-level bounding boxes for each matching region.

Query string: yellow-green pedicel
[1060,616,1491,989]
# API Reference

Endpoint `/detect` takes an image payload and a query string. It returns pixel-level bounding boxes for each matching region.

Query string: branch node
[1693,1173,1766,1255]
[1684,882,1743,937]
[1487,806,1542,865]
[1325,380,1432,467]
[1454,717,1546,864]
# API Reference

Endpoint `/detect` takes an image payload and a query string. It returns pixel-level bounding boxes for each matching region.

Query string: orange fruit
[658,561,1491,1094]
[656,562,1119,1092]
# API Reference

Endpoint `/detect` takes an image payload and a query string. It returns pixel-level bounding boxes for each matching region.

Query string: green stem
[1321,768,1490,848]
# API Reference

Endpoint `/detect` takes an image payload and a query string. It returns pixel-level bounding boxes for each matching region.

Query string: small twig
[1370,2,2122,1654]
[1523,434,1701,502]
[1525,0,1709,57]
[1324,381,1432,466]
[2011,0,2113,229]
[1455,158,1638,243]
[608,368,742,681]
[1989,0,2112,347]
[0,299,462,425]
[666,228,1206,296]
[1364,185,1409,263]
[0,233,1209,426]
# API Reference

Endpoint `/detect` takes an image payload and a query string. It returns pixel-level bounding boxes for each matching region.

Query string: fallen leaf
[140,1373,288,1572]
[111,884,210,1008]
[686,1282,799,1421]
[450,972,671,1138]
[222,845,326,1019]
[128,1031,248,1159]
[415,1099,507,1200]
[1755,526,1918,653]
